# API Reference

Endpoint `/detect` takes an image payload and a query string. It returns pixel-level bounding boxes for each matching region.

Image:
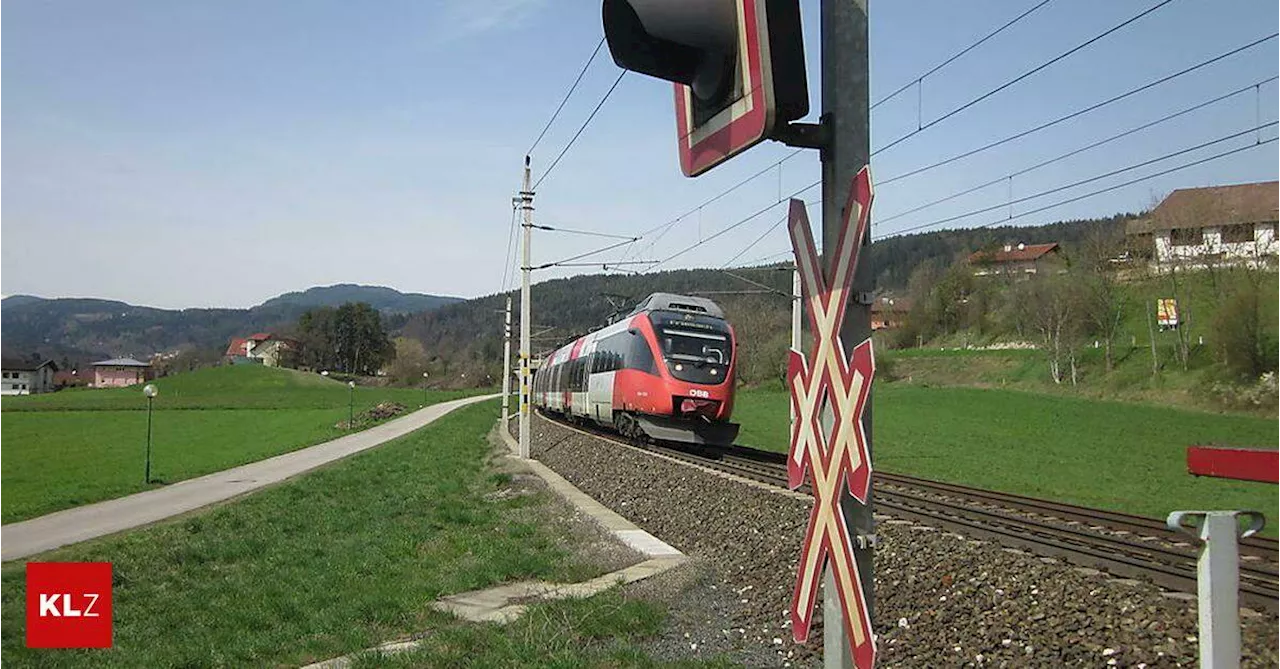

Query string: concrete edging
[300,418,689,668]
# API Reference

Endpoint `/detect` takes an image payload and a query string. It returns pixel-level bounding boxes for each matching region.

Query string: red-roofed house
[968,242,1062,277]
[1126,181,1278,266]
[225,333,298,368]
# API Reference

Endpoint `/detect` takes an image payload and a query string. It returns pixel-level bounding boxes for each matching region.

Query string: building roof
[1137,181,1278,233]
[871,297,912,314]
[225,337,251,357]
[968,242,1059,264]
[248,332,273,341]
[1,357,58,372]
[91,357,151,367]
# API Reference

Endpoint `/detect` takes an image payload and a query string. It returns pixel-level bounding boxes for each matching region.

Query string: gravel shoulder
[517,413,1279,668]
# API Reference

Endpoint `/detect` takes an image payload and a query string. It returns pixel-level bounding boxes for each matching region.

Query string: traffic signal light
[603,0,808,176]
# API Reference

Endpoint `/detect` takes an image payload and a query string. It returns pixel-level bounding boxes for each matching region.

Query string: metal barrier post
[1166,510,1266,669]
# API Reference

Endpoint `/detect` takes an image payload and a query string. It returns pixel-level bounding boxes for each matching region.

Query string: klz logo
[26,562,113,648]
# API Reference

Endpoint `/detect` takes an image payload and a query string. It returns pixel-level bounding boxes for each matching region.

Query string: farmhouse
[1126,181,1279,267]
[968,242,1062,277]
[92,358,152,388]
[871,297,911,330]
[225,332,298,368]
[1,358,59,395]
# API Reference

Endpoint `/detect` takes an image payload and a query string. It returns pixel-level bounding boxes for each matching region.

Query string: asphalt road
[1,393,498,561]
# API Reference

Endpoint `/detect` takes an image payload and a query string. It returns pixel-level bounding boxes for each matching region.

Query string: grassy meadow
[0,400,692,667]
[735,385,1278,530]
[1,365,484,523]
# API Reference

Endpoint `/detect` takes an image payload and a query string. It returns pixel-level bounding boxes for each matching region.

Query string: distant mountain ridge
[256,284,461,314]
[1,284,462,363]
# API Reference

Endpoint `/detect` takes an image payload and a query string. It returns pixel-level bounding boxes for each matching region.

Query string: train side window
[625,330,657,374]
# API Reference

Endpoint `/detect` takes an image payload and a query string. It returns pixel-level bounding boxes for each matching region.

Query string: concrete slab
[2,394,498,561]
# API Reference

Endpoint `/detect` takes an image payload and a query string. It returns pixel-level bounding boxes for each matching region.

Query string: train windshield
[649,312,732,385]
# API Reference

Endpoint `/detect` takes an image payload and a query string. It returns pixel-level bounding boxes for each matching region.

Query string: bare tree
[1016,274,1083,384]
[1076,227,1128,372]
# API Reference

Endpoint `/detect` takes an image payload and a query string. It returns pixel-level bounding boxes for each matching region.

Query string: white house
[1128,181,1279,267]
[1,358,59,395]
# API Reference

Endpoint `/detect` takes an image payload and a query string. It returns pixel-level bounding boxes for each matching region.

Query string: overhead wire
[875,76,1280,226]
[527,37,608,156]
[533,70,627,190]
[619,149,805,263]
[871,0,1056,111]
[499,200,519,294]
[884,123,1278,237]
[871,0,1177,157]
[646,179,822,272]
[877,32,1279,187]
[719,199,824,268]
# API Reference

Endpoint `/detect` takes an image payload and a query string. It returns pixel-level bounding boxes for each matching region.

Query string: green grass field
[0,400,688,667]
[735,385,1278,530]
[1,365,484,523]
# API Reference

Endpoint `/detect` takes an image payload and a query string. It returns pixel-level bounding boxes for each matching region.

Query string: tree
[295,302,394,375]
[1015,274,1085,384]
[1076,227,1128,372]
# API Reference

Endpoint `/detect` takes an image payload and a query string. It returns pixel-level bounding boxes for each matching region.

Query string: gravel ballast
[517,414,1278,667]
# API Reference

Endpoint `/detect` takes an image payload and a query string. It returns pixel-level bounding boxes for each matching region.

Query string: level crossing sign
[786,166,876,668]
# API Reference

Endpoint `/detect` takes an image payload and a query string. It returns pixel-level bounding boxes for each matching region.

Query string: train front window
[656,325,732,384]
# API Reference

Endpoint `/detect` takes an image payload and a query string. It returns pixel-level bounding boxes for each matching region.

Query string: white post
[791,265,802,426]
[1167,510,1266,669]
[502,295,512,424]
[519,157,533,460]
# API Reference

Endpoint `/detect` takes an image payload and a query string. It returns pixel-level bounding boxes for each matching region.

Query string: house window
[1221,223,1254,244]
[1170,228,1203,246]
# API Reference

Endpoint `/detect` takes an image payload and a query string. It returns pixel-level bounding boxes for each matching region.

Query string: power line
[620,150,805,263]
[532,237,639,270]
[878,32,1278,187]
[531,224,638,241]
[884,124,1277,237]
[528,37,607,156]
[646,180,822,272]
[720,198,824,268]
[499,200,518,294]
[533,70,627,190]
[872,0,1055,111]
[872,0,1177,157]
[876,76,1279,226]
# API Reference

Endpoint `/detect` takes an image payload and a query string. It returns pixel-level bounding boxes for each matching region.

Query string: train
[531,292,739,446]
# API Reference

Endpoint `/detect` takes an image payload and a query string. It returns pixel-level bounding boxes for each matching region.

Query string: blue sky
[3,0,1277,308]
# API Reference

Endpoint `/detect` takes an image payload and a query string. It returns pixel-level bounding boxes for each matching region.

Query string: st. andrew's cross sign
[786,166,876,668]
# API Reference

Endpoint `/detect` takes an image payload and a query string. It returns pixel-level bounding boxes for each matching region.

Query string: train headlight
[710,368,718,375]
[675,364,684,371]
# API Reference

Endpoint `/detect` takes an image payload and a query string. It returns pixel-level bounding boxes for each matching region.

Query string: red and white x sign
[786,166,875,668]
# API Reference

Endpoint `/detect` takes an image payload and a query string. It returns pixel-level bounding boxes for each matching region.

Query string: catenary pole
[502,295,513,424]
[519,157,534,459]
[821,0,872,666]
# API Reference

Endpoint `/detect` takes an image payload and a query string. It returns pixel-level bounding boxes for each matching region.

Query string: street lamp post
[422,371,429,407]
[143,384,158,483]
[348,380,356,430]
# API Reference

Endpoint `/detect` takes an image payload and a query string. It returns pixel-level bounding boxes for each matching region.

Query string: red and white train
[532,293,739,446]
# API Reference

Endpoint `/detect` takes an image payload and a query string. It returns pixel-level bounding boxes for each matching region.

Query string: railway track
[533,411,1279,613]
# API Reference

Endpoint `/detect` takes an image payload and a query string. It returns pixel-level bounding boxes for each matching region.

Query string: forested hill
[257,284,462,314]
[867,212,1138,290]
[1,284,459,364]
[402,212,1138,384]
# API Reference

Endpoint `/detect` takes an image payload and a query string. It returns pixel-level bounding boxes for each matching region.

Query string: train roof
[626,292,725,319]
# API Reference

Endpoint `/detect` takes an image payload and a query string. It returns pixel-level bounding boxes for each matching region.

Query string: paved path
[2,394,497,561]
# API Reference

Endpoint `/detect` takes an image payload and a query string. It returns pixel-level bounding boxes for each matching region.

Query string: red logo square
[26,562,113,648]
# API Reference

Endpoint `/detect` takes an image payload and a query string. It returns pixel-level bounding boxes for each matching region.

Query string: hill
[256,284,461,314]
[401,214,1136,385]
[0,285,460,364]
